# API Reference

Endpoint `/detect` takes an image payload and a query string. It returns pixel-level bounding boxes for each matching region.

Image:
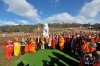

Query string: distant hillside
[0,23,100,33]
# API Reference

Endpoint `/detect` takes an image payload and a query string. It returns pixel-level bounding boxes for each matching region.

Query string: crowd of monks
[3,32,100,66]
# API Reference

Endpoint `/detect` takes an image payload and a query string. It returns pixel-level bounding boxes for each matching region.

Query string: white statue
[43,23,49,37]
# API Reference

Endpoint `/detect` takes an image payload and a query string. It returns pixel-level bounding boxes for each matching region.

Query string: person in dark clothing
[20,38,26,55]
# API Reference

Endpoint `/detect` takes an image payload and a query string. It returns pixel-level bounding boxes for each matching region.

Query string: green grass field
[0,43,79,66]
[13,49,80,66]
[0,45,79,66]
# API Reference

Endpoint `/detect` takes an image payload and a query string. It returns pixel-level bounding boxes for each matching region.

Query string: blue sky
[0,0,100,25]
[28,0,90,17]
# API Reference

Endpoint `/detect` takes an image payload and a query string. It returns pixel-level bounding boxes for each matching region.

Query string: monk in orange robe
[28,39,36,53]
[81,41,90,53]
[25,42,29,53]
[59,35,64,50]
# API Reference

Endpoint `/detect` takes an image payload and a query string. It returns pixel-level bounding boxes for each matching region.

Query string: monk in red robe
[52,36,56,49]
[4,40,14,60]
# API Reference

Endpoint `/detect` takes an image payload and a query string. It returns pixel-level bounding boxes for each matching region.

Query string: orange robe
[81,42,90,53]
[25,43,29,52]
[28,42,36,53]
[59,36,64,50]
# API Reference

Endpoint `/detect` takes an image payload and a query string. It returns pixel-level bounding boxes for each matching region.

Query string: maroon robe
[52,37,56,49]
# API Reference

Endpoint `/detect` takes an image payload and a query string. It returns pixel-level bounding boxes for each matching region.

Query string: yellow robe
[59,37,64,50]
[14,42,20,56]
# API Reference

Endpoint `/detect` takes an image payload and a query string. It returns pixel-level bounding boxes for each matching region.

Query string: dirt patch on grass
[0,45,21,66]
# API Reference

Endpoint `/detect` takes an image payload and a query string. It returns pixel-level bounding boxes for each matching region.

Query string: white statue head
[44,23,48,28]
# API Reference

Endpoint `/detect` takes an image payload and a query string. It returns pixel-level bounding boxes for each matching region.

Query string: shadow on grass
[62,47,80,61]
[64,50,80,60]
[17,61,29,66]
[52,52,79,66]
[42,56,66,66]
[42,51,79,66]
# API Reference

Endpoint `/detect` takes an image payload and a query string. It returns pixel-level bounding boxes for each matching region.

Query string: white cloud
[2,0,100,24]
[2,21,18,26]
[2,0,40,21]
[19,20,28,25]
[0,20,30,26]
[43,12,99,24]
[75,16,99,24]
[80,0,100,18]
[43,0,100,24]
[44,13,75,23]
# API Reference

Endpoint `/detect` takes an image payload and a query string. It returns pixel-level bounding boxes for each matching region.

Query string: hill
[0,23,100,33]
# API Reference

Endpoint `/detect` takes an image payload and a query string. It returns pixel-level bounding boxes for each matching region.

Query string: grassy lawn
[0,43,79,66]
[13,49,80,66]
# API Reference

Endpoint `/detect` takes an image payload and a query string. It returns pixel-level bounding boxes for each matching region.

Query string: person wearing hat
[4,40,14,59]
[14,37,21,56]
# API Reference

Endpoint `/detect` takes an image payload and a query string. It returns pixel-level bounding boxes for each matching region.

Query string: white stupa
[80,26,82,28]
